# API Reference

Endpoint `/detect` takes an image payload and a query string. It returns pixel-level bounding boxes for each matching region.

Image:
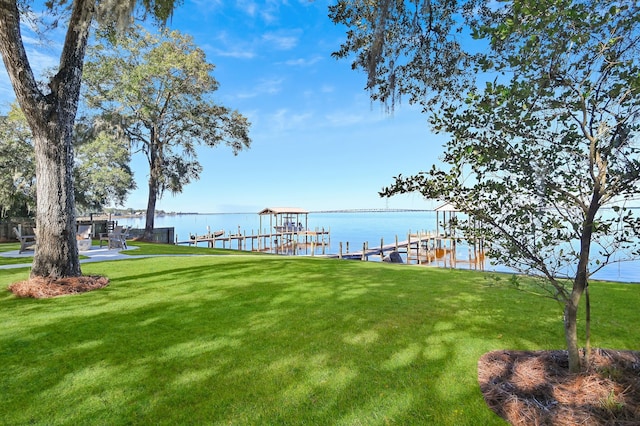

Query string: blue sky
[0,1,447,213]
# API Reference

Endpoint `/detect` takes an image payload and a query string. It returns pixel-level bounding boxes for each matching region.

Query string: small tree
[334,0,640,372]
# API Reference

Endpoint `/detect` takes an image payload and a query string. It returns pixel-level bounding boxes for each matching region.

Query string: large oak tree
[0,0,179,279]
[83,26,251,240]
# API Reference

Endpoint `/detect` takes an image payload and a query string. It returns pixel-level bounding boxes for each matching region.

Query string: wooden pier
[178,228,484,268]
[327,231,485,269]
[176,207,331,254]
[327,232,450,261]
[177,228,330,253]
[175,204,485,268]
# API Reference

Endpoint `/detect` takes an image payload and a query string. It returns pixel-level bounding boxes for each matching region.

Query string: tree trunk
[564,296,582,373]
[143,133,161,241]
[144,176,157,241]
[585,283,591,366]
[565,193,600,372]
[30,119,81,278]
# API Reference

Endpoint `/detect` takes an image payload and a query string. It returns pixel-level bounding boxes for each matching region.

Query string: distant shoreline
[79,205,638,222]
[79,208,435,221]
[196,209,435,215]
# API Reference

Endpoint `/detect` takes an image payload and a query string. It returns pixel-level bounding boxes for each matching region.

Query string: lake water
[115,211,640,283]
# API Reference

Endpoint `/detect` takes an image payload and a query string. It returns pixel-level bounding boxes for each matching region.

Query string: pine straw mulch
[8,275,109,298]
[478,349,640,425]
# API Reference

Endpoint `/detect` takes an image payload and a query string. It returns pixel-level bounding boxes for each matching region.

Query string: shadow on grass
[1,256,636,425]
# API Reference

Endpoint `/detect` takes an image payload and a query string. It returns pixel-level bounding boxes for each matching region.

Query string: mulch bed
[8,275,109,298]
[478,349,640,425]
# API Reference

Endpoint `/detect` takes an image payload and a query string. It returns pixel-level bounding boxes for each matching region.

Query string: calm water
[115,211,640,283]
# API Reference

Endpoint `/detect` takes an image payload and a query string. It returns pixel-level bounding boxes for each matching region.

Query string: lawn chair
[121,225,131,245]
[99,222,115,248]
[107,225,127,250]
[76,224,92,252]
[13,226,36,254]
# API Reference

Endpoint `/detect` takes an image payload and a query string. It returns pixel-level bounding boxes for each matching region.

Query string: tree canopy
[0,104,135,216]
[83,25,251,239]
[0,103,35,218]
[329,0,481,111]
[73,118,136,213]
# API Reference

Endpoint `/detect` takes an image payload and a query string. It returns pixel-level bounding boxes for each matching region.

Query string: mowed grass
[0,253,638,425]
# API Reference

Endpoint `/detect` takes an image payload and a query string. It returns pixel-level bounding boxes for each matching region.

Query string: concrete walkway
[0,245,140,269]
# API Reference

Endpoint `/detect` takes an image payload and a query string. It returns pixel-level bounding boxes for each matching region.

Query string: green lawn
[0,242,94,264]
[0,249,637,425]
[0,242,35,265]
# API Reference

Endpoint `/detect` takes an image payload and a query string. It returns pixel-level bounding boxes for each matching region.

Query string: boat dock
[175,204,485,267]
[176,207,331,253]
[177,228,330,252]
[327,232,454,261]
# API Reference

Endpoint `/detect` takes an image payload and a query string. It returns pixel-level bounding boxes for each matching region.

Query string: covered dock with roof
[179,207,329,254]
[258,207,309,234]
[257,207,329,253]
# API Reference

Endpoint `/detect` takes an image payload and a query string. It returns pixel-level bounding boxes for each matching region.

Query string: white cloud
[25,47,59,77]
[0,39,59,108]
[269,108,313,132]
[191,0,224,12]
[206,31,256,59]
[236,0,259,17]
[262,32,299,50]
[323,101,388,127]
[324,112,367,127]
[214,48,256,59]
[283,55,322,66]
[237,78,284,99]
[299,84,333,99]
[237,0,283,22]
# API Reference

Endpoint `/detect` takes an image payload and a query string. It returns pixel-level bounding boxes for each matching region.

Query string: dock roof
[258,207,309,216]
[435,202,459,212]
